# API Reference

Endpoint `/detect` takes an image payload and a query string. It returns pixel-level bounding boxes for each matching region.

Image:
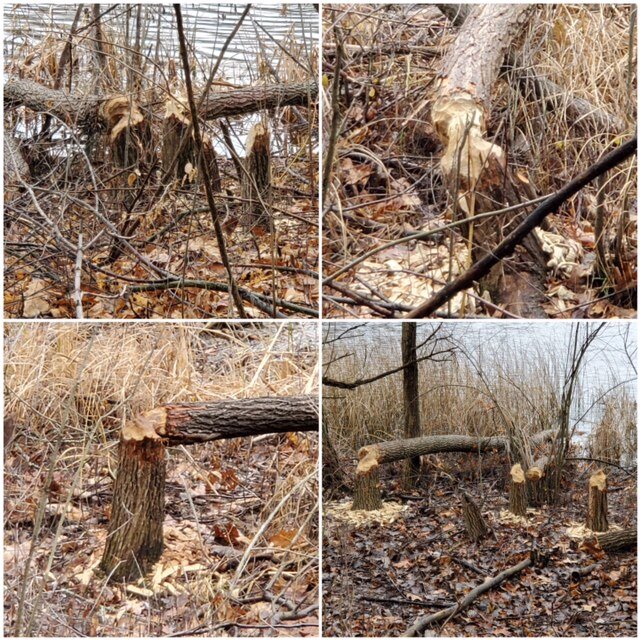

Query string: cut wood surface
[357,430,555,475]
[101,395,318,581]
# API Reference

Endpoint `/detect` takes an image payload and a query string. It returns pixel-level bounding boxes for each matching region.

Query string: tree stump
[509,463,527,517]
[461,491,490,542]
[525,456,547,506]
[242,122,271,229]
[352,468,382,511]
[586,469,609,532]
[100,395,318,582]
[100,412,166,581]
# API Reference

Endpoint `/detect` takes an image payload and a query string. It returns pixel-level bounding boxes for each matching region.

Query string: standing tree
[402,323,421,488]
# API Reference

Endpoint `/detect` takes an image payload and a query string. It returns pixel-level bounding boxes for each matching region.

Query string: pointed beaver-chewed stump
[242,122,271,229]
[100,409,166,582]
[586,469,609,533]
[461,491,490,542]
[509,463,528,517]
[352,444,382,511]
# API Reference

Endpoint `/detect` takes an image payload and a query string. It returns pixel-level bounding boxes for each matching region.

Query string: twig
[174,4,246,317]
[73,232,84,319]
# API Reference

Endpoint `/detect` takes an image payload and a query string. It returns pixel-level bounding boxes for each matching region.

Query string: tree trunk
[100,437,165,582]
[352,468,382,511]
[242,122,271,229]
[461,492,490,542]
[401,323,421,488]
[432,4,546,314]
[592,527,637,553]
[509,463,527,517]
[322,422,347,497]
[357,430,555,474]
[100,395,317,582]
[525,455,549,506]
[586,469,609,532]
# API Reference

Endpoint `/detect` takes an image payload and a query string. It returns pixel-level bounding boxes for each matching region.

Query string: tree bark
[357,430,555,475]
[586,469,609,532]
[461,491,490,542]
[401,323,421,488]
[509,463,527,517]
[592,527,637,553]
[100,395,317,582]
[432,4,545,313]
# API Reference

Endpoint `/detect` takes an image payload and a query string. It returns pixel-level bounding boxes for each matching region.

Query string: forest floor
[4,324,318,637]
[5,156,319,319]
[322,458,637,637]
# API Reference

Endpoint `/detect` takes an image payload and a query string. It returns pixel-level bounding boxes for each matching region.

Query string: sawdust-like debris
[324,499,408,527]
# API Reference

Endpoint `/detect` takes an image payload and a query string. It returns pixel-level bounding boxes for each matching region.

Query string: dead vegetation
[4,4,319,319]
[4,322,318,636]
[322,4,637,319]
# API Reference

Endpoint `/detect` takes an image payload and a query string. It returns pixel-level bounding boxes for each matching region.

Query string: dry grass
[4,322,318,637]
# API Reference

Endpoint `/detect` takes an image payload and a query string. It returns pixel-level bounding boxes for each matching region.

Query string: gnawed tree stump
[242,122,271,229]
[586,469,609,532]
[591,527,637,553]
[525,455,548,506]
[509,463,527,517]
[100,395,318,582]
[461,491,489,542]
[352,468,382,511]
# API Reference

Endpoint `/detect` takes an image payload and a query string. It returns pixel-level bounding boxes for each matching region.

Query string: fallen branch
[592,527,637,553]
[406,137,637,318]
[403,555,533,636]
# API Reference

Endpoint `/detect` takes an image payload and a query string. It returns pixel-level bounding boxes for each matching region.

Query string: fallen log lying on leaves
[357,430,555,475]
[100,395,318,582]
[591,527,637,553]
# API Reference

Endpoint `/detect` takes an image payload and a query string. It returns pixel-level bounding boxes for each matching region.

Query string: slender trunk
[401,323,421,488]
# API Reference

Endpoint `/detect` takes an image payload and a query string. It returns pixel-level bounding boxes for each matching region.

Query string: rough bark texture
[242,122,271,228]
[525,455,549,506]
[352,468,382,511]
[461,491,490,542]
[357,430,555,474]
[593,527,637,552]
[100,437,165,582]
[401,323,421,488]
[432,4,546,312]
[4,78,317,133]
[100,395,317,581]
[159,395,318,445]
[509,463,528,517]
[586,470,609,532]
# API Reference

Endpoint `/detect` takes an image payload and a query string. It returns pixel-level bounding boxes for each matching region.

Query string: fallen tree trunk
[432,4,546,313]
[592,527,636,553]
[4,78,317,135]
[100,395,317,582]
[357,430,555,475]
[404,554,533,636]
